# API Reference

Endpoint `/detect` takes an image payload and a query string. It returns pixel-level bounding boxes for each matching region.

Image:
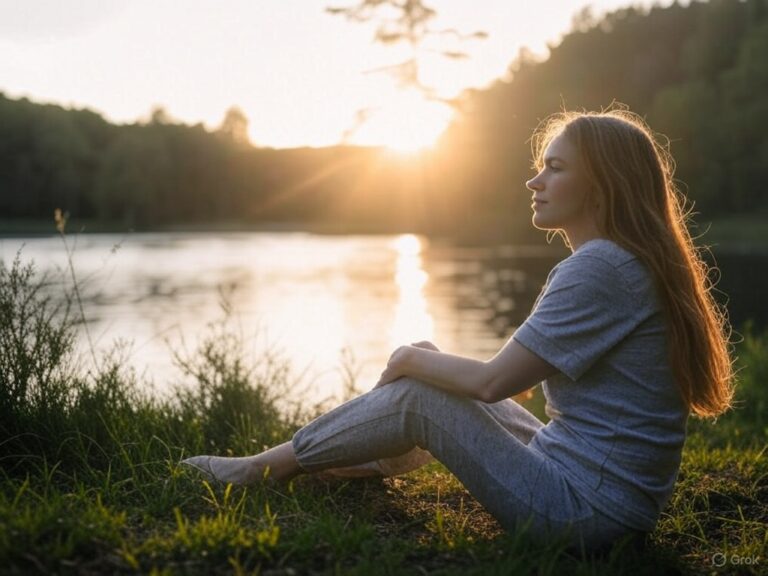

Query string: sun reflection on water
[0,232,555,405]
[389,234,434,348]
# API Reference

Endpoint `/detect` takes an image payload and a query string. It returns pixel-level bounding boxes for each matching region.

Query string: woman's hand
[375,345,410,389]
[374,341,441,389]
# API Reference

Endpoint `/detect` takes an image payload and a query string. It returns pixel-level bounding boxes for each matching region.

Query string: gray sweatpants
[291,378,636,549]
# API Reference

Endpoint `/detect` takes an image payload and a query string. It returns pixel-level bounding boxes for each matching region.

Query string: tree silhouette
[218,106,251,146]
[327,0,486,96]
[326,0,487,142]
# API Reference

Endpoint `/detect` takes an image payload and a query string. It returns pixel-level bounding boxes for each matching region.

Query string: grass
[1,252,767,575]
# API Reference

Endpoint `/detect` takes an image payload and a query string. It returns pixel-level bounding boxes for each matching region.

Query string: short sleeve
[513,253,648,381]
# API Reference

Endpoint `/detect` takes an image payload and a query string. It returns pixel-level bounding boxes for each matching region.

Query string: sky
[1,0,671,149]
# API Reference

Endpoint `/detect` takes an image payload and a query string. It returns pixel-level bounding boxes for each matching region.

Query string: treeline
[0,95,430,233]
[434,0,768,240]
[1,0,766,241]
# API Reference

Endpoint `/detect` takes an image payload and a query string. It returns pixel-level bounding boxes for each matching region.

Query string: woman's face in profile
[526,133,596,238]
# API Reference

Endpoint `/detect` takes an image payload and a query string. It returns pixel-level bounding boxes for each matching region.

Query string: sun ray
[350,91,453,153]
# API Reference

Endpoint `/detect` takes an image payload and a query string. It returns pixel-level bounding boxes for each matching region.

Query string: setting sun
[350,91,453,153]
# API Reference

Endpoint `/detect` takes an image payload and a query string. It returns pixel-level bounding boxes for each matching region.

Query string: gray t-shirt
[513,238,688,531]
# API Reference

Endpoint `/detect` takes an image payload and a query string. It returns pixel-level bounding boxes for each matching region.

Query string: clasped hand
[374,340,440,389]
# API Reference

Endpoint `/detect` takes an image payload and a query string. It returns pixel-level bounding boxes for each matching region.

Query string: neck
[564,226,604,252]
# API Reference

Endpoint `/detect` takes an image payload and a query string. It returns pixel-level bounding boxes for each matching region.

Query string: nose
[526,173,542,192]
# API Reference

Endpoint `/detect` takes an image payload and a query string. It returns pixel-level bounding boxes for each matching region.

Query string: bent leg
[476,395,544,444]
[311,392,543,478]
[321,447,434,479]
[292,378,591,539]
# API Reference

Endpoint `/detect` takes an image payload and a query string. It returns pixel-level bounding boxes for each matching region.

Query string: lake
[0,232,761,406]
[0,232,563,405]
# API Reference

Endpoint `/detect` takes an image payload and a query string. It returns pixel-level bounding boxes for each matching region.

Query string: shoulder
[568,239,637,273]
[556,239,651,292]
[517,239,664,380]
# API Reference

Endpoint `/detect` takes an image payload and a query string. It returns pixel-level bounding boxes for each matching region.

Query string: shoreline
[3,216,767,253]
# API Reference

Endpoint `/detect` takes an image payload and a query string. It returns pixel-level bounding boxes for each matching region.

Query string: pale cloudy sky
[0,1,672,148]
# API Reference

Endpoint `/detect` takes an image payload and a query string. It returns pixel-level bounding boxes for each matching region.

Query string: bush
[0,255,77,464]
[0,249,310,483]
[172,318,307,455]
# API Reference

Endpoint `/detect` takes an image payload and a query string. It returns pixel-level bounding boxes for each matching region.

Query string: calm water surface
[0,232,564,405]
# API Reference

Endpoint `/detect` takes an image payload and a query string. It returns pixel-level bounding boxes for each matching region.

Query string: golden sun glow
[351,91,453,153]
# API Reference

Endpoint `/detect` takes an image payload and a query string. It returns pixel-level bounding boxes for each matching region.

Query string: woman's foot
[181,455,262,485]
[181,442,303,485]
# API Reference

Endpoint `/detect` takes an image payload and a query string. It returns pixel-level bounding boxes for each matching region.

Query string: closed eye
[544,156,566,171]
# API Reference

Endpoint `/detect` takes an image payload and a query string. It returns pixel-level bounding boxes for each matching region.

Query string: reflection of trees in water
[430,245,561,339]
[476,251,560,337]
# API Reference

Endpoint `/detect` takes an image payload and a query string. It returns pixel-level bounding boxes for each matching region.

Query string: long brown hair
[531,106,733,417]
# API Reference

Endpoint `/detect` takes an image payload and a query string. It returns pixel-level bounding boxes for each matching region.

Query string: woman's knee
[378,377,453,409]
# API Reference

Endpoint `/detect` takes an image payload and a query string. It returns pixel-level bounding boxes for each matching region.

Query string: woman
[182,108,733,549]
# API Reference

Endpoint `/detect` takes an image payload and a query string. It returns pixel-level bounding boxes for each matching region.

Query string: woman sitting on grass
[183,107,733,550]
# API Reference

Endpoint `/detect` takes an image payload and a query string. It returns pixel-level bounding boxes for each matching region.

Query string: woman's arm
[377,338,558,403]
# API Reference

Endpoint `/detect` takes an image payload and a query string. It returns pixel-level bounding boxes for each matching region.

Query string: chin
[532,215,555,231]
